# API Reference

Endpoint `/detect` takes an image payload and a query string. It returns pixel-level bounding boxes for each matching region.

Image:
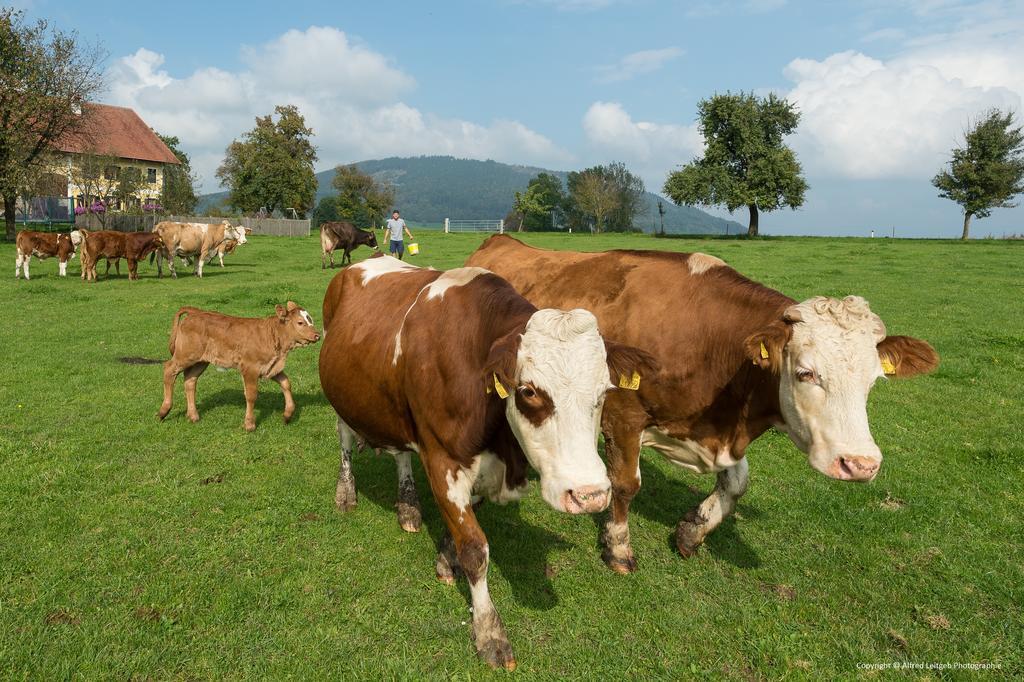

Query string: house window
[147,168,157,183]
[104,165,120,180]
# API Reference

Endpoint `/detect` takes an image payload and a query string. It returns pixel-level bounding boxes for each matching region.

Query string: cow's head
[275,301,321,346]
[68,230,83,249]
[224,221,247,245]
[486,309,657,514]
[364,229,379,250]
[746,296,938,482]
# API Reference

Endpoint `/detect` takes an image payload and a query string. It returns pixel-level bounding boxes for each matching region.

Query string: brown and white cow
[186,227,253,269]
[78,229,164,281]
[318,255,655,669]
[465,235,939,572]
[15,230,81,279]
[157,303,320,431]
[320,220,379,268]
[152,220,247,278]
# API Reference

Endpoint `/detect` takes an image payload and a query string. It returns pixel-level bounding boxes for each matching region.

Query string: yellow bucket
[408,242,420,256]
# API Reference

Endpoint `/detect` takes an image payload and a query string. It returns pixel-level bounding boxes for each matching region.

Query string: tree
[571,169,620,233]
[0,9,104,238]
[68,153,123,226]
[663,92,807,236]
[604,161,646,231]
[216,105,317,217]
[512,184,546,232]
[932,109,1024,240]
[312,196,340,227]
[331,164,395,227]
[157,133,199,214]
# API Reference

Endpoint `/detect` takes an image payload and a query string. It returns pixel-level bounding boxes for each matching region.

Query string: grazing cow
[78,229,164,281]
[152,220,247,278]
[15,230,81,279]
[465,236,940,572]
[320,220,379,268]
[158,302,320,431]
[319,255,655,669]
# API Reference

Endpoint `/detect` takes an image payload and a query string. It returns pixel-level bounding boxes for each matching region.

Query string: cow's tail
[168,306,200,356]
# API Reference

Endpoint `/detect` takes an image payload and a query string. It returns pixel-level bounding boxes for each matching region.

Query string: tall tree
[511,173,566,231]
[331,164,395,227]
[932,109,1024,240]
[604,161,646,231]
[570,169,620,233]
[216,105,317,217]
[157,133,199,214]
[663,92,807,236]
[0,9,104,238]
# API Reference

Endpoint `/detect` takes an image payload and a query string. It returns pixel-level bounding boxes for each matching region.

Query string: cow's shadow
[594,453,762,570]
[191,386,324,426]
[355,459,564,611]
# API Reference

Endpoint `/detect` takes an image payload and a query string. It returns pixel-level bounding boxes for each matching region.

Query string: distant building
[32,103,180,220]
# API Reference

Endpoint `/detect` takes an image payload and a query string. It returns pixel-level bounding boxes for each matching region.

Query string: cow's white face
[226,223,247,244]
[502,309,612,514]
[69,230,82,247]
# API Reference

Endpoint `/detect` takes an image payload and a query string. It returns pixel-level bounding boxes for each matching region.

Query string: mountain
[199,156,743,234]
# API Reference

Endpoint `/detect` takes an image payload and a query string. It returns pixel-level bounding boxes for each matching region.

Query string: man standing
[385,210,414,260]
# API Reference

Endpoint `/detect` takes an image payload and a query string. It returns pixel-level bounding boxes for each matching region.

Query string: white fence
[444,218,504,233]
[76,213,310,236]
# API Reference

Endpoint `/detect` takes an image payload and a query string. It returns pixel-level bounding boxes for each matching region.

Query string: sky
[16,0,1024,237]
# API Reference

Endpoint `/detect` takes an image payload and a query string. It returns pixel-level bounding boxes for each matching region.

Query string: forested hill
[201,155,743,234]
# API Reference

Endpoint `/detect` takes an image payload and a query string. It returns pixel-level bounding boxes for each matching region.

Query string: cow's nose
[563,485,611,514]
[836,455,880,482]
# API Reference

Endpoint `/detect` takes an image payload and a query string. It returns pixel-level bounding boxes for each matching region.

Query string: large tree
[566,163,642,232]
[216,105,317,217]
[932,109,1024,240]
[663,92,807,236]
[0,9,104,238]
[569,169,620,233]
[157,133,199,214]
[331,163,395,227]
[510,173,566,231]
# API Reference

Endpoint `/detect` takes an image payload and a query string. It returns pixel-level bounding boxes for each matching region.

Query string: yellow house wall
[47,152,172,206]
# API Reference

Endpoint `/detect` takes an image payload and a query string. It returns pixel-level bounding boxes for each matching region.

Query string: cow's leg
[167,251,177,279]
[270,372,295,423]
[240,368,258,431]
[394,450,422,532]
[676,457,750,557]
[435,528,461,585]
[128,257,137,281]
[183,362,209,423]
[218,250,225,268]
[22,254,30,280]
[600,420,645,574]
[195,250,206,278]
[424,452,515,670]
[15,252,23,279]
[157,359,185,420]
[334,417,358,510]
[58,258,67,277]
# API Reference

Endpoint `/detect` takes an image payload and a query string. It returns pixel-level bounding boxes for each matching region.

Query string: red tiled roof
[53,103,180,165]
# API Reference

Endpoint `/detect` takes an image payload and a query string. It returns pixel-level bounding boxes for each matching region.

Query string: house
[33,103,180,220]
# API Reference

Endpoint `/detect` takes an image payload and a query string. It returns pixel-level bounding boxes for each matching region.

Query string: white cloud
[581,101,702,189]
[106,26,570,192]
[595,47,684,83]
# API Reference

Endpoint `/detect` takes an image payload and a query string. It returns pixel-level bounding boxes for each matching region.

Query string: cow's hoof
[282,413,293,425]
[397,502,421,533]
[473,614,516,670]
[156,409,169,421]
[602,551,637,574]
[243,421,255,432]
[188,413,201,424]
[435,550,460,584]
[335,478,357,511]
[675,521,703,558]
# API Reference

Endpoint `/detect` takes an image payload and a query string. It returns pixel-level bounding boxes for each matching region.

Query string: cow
[15,230,82,279]
[157,302,320,432]
[320,220,379,268]
[151,220,247,278]
[186,226,253,269]
[463,235,940,573]
[78,229,164,281]
[318,255,655,669]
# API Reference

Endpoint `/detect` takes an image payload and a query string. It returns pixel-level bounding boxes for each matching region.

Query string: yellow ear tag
[760,342,769,360]
[618,371,641,390]
[881,358,897,375]
[493,374,509,399]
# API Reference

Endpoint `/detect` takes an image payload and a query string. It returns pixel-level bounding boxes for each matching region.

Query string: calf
[319,256,655,668]
[320,220,379,268]
[15,230,81,279]
[158,302,320,431]
[152,220,247,278]
[79,229,164,281]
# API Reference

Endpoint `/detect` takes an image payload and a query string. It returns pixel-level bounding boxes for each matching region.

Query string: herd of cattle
[11,225,940,670]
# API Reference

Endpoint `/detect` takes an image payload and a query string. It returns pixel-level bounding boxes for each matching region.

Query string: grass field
[1,232,1021,679]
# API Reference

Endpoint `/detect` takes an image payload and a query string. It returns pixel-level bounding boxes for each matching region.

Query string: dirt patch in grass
[880,492,906,510]
[201,473,226,485]
[117,356,164,365]
[759,582,796,600]
[45,608,80,625]
[134,606,162,622]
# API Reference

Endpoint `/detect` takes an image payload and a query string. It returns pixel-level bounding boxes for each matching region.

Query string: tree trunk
[961,212,972,240]
[747,204,759,237]
[4,194,16,241]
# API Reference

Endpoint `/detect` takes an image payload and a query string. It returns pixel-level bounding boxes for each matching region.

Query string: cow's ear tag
[881,357,897,375]
[493,374,509,399]
[618,371,641,390]
[760,342,769,360]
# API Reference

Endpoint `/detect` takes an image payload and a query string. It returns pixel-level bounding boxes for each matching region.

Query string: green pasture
[0,232,1021,679]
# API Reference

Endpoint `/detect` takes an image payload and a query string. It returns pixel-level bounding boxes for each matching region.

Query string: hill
[199,156,743,234]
